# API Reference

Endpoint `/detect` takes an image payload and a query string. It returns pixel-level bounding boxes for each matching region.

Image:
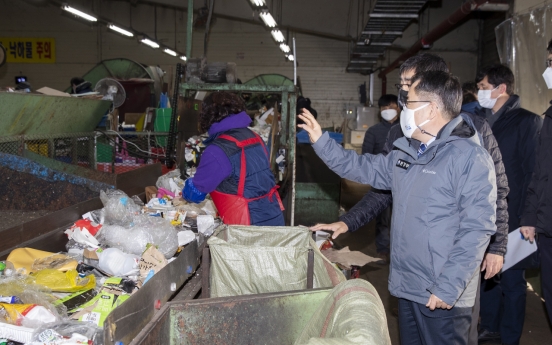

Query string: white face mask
[400,103,430,138]
[543,67,552,89]
[381,109,397,121]
[477,86,499,109]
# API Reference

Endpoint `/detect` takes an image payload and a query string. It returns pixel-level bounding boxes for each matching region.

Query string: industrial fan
[94,78,126,109]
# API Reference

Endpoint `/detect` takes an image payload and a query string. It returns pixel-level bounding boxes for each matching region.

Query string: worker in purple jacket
[181,91,285,226]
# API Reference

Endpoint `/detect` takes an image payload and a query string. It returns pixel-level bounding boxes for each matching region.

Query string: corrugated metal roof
[347,0,429,73]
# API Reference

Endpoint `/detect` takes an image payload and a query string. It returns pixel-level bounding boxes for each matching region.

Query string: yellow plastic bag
[32,269,96,293]
[0,303,57,325]
[6,248,78,274]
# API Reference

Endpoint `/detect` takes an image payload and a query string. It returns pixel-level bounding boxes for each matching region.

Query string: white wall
[0,0,480,127]
[514,0,552,14]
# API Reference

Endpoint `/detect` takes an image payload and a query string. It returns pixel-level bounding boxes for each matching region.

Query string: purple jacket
[191,112,252,193]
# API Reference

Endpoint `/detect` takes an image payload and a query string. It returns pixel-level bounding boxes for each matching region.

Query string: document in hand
[502,228,538,272]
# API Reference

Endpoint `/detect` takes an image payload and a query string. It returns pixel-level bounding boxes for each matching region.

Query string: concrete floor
[336,179,551,345]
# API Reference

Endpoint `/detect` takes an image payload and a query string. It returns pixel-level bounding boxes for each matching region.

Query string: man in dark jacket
[311,53,509,345]
[361,94,399,263]
[520,39,552,328]
[475,64,543,345]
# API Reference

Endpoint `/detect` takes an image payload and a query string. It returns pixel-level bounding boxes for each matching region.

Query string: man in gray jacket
[299,71,497,345]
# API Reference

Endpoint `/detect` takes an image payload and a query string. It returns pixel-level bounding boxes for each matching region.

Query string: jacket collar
[489,94,521,121]
[393,115,478,161]
[204,112,252,144]
[545,100,552,118]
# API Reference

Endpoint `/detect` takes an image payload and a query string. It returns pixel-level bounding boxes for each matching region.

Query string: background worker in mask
[520,38,552,329]
[475,64,542,345]
[360,94,400,264]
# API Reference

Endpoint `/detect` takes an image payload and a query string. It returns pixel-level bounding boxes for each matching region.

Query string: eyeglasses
[394,83,411,91]
[546,59,552,68]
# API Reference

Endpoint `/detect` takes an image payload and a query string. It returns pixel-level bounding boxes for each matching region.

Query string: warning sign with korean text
[0,37,56,63]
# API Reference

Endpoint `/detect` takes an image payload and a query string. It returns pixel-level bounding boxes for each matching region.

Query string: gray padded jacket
[313,116,497,307]
[340,112,509,256]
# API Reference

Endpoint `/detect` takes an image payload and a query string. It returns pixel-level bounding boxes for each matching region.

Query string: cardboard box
[145,186,158,202]
[36,87,71,97]
[350,130,367,145]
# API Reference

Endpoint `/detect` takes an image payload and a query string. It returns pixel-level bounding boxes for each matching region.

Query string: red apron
[210,133,285,225]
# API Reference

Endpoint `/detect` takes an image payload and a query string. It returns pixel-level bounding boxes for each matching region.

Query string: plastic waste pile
[249,107,275,145]
[182,136,207,178]
[0,169,220,345]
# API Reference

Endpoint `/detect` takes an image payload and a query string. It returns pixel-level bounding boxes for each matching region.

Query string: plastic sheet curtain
[495,6,552,115]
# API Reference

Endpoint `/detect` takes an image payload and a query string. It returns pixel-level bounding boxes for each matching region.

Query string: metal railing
[0,131,169,174]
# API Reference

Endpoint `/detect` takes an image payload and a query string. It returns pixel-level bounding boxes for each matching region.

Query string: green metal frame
[179,83,298,225]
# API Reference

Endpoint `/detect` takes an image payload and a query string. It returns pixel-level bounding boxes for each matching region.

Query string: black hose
[203,0,215,57]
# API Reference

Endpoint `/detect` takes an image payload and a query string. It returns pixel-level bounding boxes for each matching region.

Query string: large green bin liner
[207,225,346,298]
[295,279,392,345]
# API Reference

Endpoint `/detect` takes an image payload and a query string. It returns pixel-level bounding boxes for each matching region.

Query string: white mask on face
[477,86,499,109]
[400,103,431,138]
[381,109,398,121]
[543,67,552,89]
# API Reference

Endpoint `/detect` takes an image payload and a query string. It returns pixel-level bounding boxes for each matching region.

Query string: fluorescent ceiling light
[476,3,510,11]
[61,4,97,22]
[369,13,418,19]
[280,43,290,53]
[107,24,133,37]
[164,48,177,56]
[141,38,159,48]
[271,30,285,42]
[287,54,294,61]
[180,56,187,61]
[362,30,403,35]
[250,0,266,7]
[260,11,277,28]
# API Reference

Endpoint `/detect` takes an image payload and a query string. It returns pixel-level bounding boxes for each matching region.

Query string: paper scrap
[321,246,380,269]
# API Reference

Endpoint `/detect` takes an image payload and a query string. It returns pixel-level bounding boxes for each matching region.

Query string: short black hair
[399,53,449,76]
[411,71,462,120]
[199,91,246,132]
[476,64,515,95]
[548,39,552,54]
[461,82,478,105]
[462,81,478,95]
[71,77,85,86]
[378,94,398,107]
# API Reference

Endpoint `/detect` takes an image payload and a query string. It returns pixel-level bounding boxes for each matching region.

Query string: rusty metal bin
[126,279,392,345]
[129,287,332,345]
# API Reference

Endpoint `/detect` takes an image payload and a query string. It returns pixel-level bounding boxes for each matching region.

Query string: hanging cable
[203,0,215,57]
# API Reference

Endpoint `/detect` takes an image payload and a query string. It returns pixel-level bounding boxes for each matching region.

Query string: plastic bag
[100,189,141,227]
[82,209,105,225]
[30,320,103,345]
[31,253,78,272]
[177,204,206,219]
[156,169,184,196]
[33,269,96,293]
[98,214,178,259]
[198,198,217,216]
[131,195,145,206]
[0,275,66,323]
[197,215,215,237]
[0,303,57,326]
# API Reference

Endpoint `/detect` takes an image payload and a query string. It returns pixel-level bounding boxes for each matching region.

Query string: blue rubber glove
[182,178,207,203]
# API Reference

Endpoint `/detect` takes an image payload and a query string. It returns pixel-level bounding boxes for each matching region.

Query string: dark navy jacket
[475,95,543,232]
